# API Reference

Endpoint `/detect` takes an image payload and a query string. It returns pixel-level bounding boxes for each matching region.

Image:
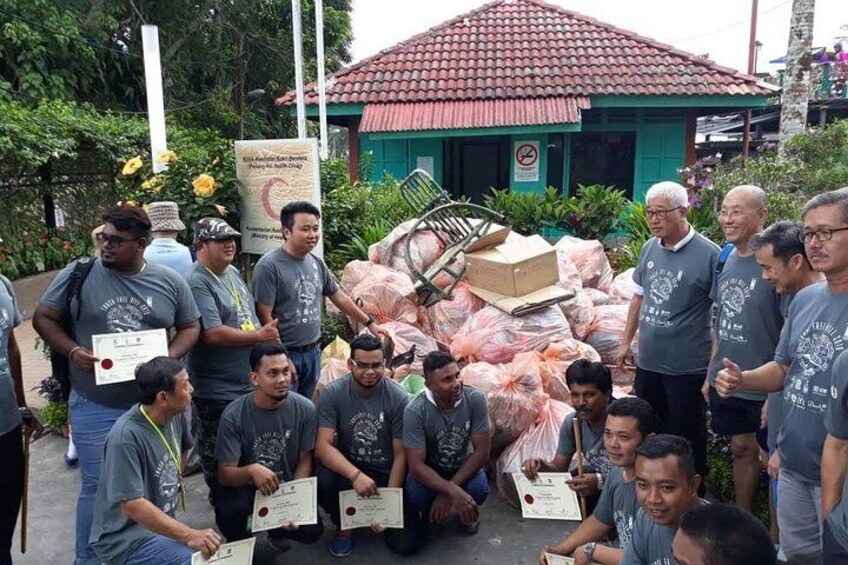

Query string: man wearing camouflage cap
[187,218,281,501]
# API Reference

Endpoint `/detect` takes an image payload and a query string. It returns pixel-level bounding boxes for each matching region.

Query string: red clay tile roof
[359,96,591,132]
[278,0,777,107]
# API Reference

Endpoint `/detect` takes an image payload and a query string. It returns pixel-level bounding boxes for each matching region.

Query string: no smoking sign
[513,140,540,182]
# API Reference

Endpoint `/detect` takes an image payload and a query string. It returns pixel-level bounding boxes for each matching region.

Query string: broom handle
[20,429,31,553]
[572,418,589,519]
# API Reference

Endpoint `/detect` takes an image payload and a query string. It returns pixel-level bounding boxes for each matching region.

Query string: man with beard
[33,204,200,565]
[523,360,613,506]
[213,343,322,551]
[253,201,386,401]
[403,351,491,536]
[90,357,221,564]
[622,434,704,565]
[717,190,848,564]
[541,397,659,565]
[315,334,422,558]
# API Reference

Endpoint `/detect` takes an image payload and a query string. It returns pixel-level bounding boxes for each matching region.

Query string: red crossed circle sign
[515,143,538,166]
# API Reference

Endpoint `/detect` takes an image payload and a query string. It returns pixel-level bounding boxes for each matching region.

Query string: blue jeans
[289,345,320,401]
[69,390,127,565]
[405,468,490,515]
[124,535,193,565]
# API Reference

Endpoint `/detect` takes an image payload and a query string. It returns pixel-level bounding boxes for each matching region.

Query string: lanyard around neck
[204,266,242,311]
[139,405,186,512]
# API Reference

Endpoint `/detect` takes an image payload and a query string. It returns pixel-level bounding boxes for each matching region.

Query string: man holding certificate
[403,351,491,536]
[213,343,323,551]
[315,334,423,558]
[90,357,222,564]
[33,204,201,565]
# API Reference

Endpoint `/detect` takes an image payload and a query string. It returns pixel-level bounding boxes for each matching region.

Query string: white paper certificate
[251,477,318,532]
[512,472,581,521]
[544,554,575,565]
[93,329,169,386]
[339,488,404,530]
[191,537,255,565]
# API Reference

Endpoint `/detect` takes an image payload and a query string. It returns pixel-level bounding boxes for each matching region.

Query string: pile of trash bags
[322,221,639,501]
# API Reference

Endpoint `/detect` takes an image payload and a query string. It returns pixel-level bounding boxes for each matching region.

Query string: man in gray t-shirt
[618,182,719,483]
[822,349,848,559]
[403,352,491,535]
[213,343,322,550]
[33,205,200,564]
[252,201,386,401]
[314,334,422,558]
[90,357,221,565]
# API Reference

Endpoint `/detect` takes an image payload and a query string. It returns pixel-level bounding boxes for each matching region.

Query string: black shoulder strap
[66,257,96,321]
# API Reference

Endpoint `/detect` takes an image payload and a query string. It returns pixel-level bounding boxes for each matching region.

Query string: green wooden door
[634,121,685,202]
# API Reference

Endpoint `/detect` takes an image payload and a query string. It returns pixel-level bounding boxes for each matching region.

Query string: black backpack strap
[66,257,96,321]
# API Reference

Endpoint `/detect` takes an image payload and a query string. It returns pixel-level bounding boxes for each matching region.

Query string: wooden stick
[572,417,589,519]
[20,428,31,554]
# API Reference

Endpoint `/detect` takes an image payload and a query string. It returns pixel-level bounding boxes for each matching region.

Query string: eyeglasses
[95,233,139,247]
[800,227,848,243]
[351,359,385,370]
[646,207,684,219]
[717,208,763,221]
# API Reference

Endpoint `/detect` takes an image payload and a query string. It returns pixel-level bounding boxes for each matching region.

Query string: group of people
[0,178,847,565]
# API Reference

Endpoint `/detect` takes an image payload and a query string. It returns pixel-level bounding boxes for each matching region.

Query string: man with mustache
[213,343,322,552]
[717,189,848,563]
[403,351,491,537]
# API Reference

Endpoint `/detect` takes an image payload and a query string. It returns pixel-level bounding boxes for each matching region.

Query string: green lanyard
[139,405,186,512]
[204,266,243,312]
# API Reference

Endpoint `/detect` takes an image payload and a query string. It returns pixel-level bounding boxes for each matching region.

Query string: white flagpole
[315,0,329,160]
[291,0,307,139]
[141,25,168,173]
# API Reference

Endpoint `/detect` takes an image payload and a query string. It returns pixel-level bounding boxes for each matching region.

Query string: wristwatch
[364,315,375,326]
[583,542,597,559]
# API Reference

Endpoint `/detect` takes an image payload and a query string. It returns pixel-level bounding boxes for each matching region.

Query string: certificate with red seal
[338,488,404,530]
[92,329,168,386]
[191,537,255,565]
[544,553,576,565]
[251,477,317,532]
[512,473,581,521]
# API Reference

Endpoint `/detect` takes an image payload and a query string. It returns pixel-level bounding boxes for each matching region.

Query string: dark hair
[564,359,612,394]
[136,356,184,405]
[250,343,289,372]
[803,189,848,223]
[423,351,456,378]
[103,204,152,241]
[679,503,776,565]
[750,220,809,265]
[607,397,659,438]
[280,201,321,231]
[635,434,696,478]
[349,334,383,358]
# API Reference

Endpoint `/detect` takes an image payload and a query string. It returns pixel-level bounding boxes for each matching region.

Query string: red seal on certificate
[258,507,269,518]
[101,359,114,370]
[524,494,535,505]
[345,507,356,516]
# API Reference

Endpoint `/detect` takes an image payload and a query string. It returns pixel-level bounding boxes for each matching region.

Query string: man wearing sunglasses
[717,189,848,563]
[33,204,201,565]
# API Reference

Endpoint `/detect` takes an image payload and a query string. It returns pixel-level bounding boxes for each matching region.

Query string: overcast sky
[350,0,846,74]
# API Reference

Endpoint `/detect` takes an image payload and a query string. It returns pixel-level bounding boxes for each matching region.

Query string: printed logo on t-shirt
[154,454,181,513]
[614,510,635,546]
[0,307,10,378]
[717,277,756,343]
[796,322,844,377]
[349,411,387,467]
[100,296,153,332]
[641,269,682,327]
[293,273,321,326]
[252,430,291,476]
[434,424,469,472]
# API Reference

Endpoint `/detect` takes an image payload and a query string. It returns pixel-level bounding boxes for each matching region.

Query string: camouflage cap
[193,218,241,242]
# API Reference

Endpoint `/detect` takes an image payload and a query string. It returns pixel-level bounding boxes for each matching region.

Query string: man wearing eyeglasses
[314,334,423,558]
[617,181,720,489]
[33,204,201,565]
[717,189,848,564]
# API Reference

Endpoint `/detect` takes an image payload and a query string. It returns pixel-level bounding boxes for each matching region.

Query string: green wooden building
[278,0,776,202]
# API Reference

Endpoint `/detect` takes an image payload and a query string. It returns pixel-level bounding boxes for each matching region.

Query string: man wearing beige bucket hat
[144,201,193,277]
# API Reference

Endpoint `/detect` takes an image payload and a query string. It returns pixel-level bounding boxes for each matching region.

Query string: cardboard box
[468,285,574,317]
[464,227,559,297]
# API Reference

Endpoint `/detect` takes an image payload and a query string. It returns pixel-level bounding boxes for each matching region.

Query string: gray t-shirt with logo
[622,503,706,565]
[593,467,638,547]
[708,252,785,401]
[403,386,490,478]
[0,276,23,436]
[40,259,200,409]
[557,413,610,475]
[774,282,848,483]
[825,349,848,549]
[188,263,260,401]
[633,232,720,375]
[252,248,338,348]
[768,294,795,451]
[317,374,408,476]
[90,405,192,565]
[216,392,316,483]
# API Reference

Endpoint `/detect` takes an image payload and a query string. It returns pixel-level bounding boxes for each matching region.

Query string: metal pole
[315,0,329,160]
[141,25,169,173]
[291,0,307,139]
[741,0,759,165]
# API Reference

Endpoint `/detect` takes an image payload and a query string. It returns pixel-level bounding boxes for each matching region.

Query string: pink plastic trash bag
[584,288,610,307]
[382,321,438,373]
[340,260,395,296]
[555,245,583,293]
[609,268,638,305]
[585,305,635,365]
[368,220,446,278]
[350,270,419,326]
[496,398,575,506]
[487,356,548,453]
[459,362,502,393]
[533,340,602,403]
[450,306,572,365]
[422,281,485,345]
[313,358,349,403]
[558,289,596,341]
[555,236,614,292]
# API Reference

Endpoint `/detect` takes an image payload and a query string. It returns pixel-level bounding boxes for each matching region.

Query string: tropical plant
[564,184,629,241]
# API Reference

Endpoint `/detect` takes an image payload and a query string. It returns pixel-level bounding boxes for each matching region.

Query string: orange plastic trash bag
[558,289,597,341]
[531,340,601,403]
[486,355,548,453]
[584,288,611,307]
[368,220,446,278]
[421,281,485,345]
[585,304,636,365]
[459,362,502,393]
[609,268,638,305]
[554,236,614,292]
[350,269,419,326]
[313,358,349,403]
[382,321,439,373]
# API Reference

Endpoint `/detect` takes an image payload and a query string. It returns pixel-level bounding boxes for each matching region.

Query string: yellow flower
[121,157,143,176]
[140,176,163,192]
[192,174,216,198]
[155,150,178,164]
[214,204,228,216]
[212,156,221,167]
[116,200,138,207]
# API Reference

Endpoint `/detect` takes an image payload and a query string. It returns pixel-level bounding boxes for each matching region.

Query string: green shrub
[565,184,629,241]
[483,189,549,236]
[616,202,652,270]
[40,401,68,429]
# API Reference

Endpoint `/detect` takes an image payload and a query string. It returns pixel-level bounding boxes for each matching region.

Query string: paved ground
[18,319,51,411]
